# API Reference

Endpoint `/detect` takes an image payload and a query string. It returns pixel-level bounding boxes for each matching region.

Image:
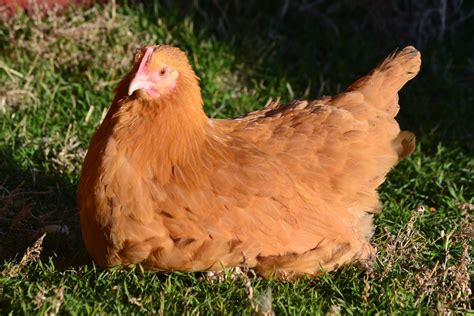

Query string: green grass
[0,2,472,314]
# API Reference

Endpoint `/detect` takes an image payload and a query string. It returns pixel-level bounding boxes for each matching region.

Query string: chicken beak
[128,47,155,96]
[128,76,155,96]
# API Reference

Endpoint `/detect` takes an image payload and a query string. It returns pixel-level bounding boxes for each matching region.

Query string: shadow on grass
[0,149,90,269]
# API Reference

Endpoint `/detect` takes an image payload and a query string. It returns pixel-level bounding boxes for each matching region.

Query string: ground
[0,1,473,314]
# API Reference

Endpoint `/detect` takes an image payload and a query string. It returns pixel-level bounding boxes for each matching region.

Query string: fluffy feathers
[78,45,421,278]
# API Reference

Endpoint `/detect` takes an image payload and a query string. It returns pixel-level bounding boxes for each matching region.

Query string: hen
[78,45,420,278]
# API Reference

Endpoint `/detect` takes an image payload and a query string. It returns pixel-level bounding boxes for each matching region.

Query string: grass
[0,1,473,314]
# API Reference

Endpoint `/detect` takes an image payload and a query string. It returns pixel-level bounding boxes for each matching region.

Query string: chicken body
[78,46,420,278]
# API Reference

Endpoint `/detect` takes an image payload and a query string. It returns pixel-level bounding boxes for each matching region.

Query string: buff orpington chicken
[78,45,420,279]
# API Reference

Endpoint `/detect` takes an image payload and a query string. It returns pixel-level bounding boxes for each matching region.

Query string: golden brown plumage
[78,45,420,278]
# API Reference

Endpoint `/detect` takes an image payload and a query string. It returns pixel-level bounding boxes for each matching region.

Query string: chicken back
[78,45,420,279]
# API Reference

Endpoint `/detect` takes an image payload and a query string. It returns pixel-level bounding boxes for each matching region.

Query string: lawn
[0,1,472,314]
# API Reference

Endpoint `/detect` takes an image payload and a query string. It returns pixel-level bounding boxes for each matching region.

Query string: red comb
[137,47,154,74]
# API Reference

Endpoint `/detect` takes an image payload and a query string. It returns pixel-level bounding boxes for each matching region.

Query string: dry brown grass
[379,206,427,281]
[2,1,141,72]
[49,285,65,316]
[42,132,86,175]
[370,205,473,313]
[33,286,47,310]
[203,258,274,315]
[3,233,46,277]
[412,205,472,311]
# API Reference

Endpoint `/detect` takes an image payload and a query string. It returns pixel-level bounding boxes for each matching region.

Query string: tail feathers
[393,130,416,160]
[346,46,421,116]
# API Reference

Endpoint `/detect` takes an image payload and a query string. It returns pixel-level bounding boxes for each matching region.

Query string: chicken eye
[159,68,166,75]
